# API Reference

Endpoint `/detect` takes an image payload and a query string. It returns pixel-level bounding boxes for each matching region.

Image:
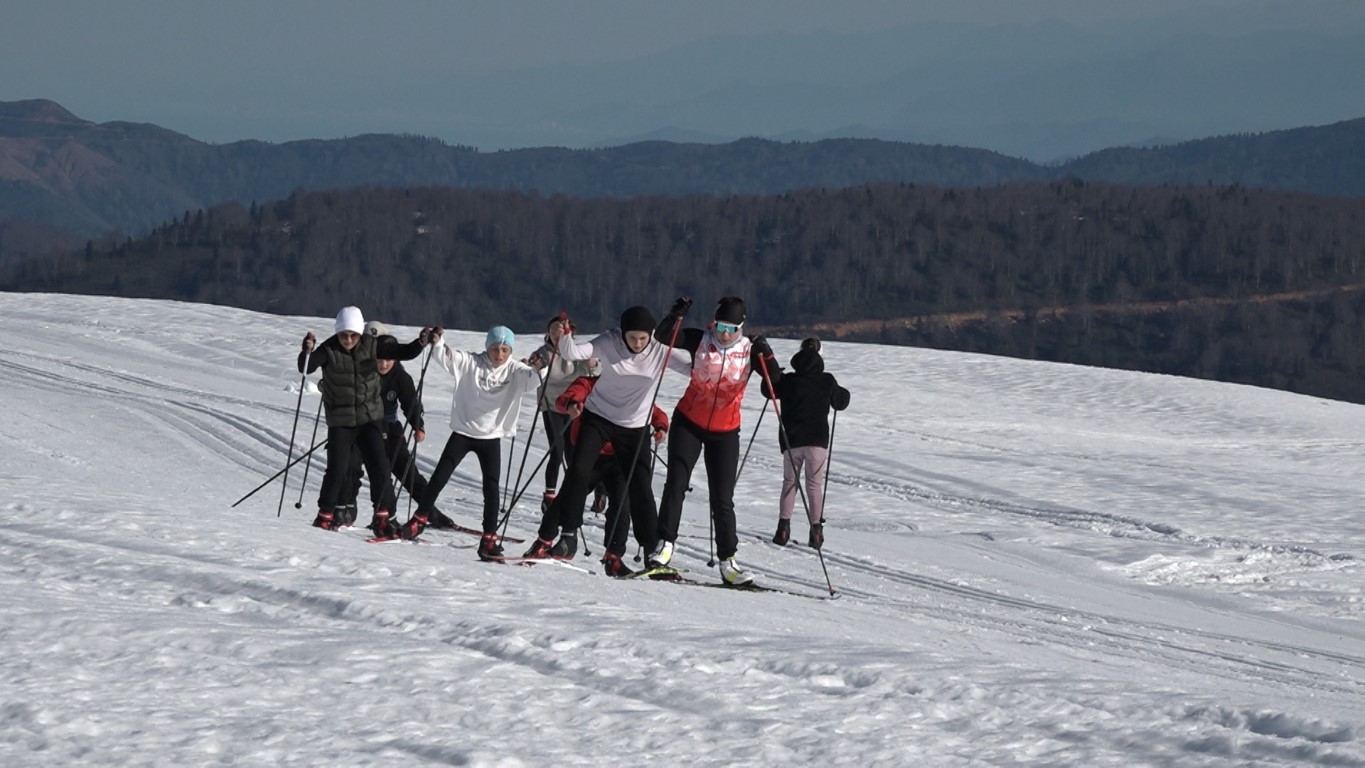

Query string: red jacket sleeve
[651,405,669,433]
[555,376,597,413]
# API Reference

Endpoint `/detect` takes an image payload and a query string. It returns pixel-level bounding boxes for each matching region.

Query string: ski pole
[390,343,435,522]
[495,417,571,535]
[819,410,839,523]
[758,355,837,597]
[712,395,767,566]
[734,398,768,484]
[293,396,325,509]
[503,314,564,523]
[603,311,686,558]
[277,367,310,517]
[236,437,326,508]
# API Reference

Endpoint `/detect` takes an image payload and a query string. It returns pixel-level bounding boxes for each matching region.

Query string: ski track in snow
[1,294,1363,767]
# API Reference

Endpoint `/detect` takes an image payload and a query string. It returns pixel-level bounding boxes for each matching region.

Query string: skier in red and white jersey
[648,296,780,585]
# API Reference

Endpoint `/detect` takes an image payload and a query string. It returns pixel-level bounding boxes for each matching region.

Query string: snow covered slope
[1,294,1361,767]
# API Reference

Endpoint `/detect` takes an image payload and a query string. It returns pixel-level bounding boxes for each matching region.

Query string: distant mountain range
[63,8,1365,164]
[444,17,1365,161]
[2,99,1364,245]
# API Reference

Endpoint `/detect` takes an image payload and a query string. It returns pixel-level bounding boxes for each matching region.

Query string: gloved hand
[669,296,693,318]
[750,334,773,358]
[420,326,443,346]
[653,428,667,444]
[301,332,316,352]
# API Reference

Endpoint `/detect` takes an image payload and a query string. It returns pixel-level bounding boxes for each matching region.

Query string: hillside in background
[2,100,1365,246]
[4,179,1365,404]
[0,99,1042,239]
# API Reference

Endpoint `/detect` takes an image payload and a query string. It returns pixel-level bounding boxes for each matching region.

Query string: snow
[1,293,1362,767]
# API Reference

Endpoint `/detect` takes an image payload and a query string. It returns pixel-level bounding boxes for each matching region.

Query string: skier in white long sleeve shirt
[402,326,544,552]
[523,305,684,568]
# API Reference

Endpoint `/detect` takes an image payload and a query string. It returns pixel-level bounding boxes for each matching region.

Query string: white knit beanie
[335,306,365,334]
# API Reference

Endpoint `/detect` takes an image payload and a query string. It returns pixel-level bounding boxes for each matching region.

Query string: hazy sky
[4,0,1363,151]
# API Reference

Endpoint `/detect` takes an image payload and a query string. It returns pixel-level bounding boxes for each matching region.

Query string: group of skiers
[295,297,850,584]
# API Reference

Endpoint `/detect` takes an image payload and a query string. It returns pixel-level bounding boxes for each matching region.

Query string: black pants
[340,423,429,507]
[541,410,571,490]
[593,456,641,556]
[657,413,741,559]
[318,421,396,513]
[538,410,657,553]
[419,433,502,532]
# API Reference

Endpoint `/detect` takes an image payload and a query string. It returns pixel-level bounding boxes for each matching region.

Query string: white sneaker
[648,540,674,567]
[719,557,753,586]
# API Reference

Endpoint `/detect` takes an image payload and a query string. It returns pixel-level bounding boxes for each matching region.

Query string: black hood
[619,306,657,334]
[790,348,824,375]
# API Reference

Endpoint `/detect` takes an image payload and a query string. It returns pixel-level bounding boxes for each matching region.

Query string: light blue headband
[485,325,515,349]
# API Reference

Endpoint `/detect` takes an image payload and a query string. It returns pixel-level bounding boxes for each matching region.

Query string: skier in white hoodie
[401,326,544,551]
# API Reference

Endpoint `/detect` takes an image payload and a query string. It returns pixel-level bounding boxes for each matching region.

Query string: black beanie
[619,306,657,334]
[715,296,747,325]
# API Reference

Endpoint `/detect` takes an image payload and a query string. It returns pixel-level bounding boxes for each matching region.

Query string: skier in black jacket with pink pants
[760,338,850,549]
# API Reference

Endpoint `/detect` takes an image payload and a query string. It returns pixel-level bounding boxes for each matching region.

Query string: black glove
[750,334,773,358]
[420,325,443,346]
[669,296,693,318]
[301,332,316,352]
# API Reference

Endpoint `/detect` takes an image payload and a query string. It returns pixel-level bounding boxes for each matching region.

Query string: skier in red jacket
[648,296,780,585]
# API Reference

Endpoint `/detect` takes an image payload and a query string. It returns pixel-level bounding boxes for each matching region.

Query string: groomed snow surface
[1,294,1362,767]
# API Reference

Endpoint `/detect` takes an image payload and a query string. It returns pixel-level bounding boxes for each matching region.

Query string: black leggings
[341,423,429,507]
[593,457,643,556]
[541,410,571,490]
[318,421,396,513]
[657,413,741,559]
[537,410,657,553]
[419,433,502,532]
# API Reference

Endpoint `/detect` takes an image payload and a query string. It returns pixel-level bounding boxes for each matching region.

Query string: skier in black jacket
[760,337,850,549]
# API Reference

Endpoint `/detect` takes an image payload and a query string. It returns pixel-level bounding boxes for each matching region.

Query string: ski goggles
[715,321,743,334]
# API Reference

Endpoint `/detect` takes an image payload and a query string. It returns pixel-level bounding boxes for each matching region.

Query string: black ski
[425,521,525,544]
[676,576,836,600]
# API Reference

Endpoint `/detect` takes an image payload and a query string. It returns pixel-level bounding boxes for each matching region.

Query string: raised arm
[557,323,598,361]
[654,296,703,354]
[375,332,427,362]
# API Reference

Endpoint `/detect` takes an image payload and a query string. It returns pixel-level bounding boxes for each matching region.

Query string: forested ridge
[5,179,1365,402]
[4,99,1365,241]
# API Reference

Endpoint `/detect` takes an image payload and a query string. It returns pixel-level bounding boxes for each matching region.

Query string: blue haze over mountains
[284,13,1365,162]
[6,3,1365,162]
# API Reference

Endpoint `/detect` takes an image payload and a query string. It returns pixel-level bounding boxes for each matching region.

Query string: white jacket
[558,329,687,428]
[433,339,543,439]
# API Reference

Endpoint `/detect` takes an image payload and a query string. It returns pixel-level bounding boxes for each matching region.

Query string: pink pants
[779,446,827,524]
